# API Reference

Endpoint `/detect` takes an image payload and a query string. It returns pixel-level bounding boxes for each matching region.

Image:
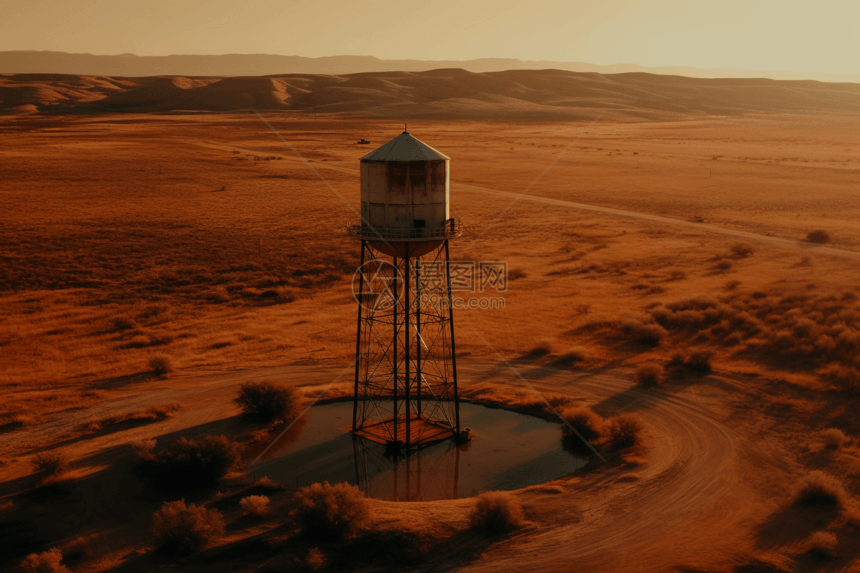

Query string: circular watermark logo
[352,259,404,311]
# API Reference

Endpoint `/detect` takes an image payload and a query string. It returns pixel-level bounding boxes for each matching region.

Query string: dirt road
[461,365,758,572]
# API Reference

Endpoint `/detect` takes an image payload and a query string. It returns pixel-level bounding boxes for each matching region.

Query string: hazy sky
[3,0,859,73]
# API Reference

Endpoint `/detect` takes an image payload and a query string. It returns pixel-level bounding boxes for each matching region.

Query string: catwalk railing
[346,219,462,241]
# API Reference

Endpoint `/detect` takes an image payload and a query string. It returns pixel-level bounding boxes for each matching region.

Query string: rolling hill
[2,68,859,120]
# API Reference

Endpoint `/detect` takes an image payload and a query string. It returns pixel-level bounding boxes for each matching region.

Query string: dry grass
[819,428,849,450]
[619,318,667,346]
[553,347,587,365]
[559,405,604,453]
[730,243,754,258]
[651,288,860,380]
[31,451,68,478]
[604,414,644,451]
[508,268,527,281]
[239,495,270,517]
[559,406,604,443]
[234,381,301,425]
[148,354,174,377]
[19,548,70,573]
[806,230,831,244]
[295,481,370,541]
[138,435,243,487]
[792,471,847,509]
[152,499,225,555]
[304,548,326,570]
[62,535,97,562]
[275,286,300,304]
[584,316,667,347]
[82,403,180,432]
[635,363,663,386]
[469,491,527,535]
[528,340,554,357]
[805,531,838,559]
[818,364,860,392]
[4,413,36,428]
[110,314,136,332]
[251,476,284,491]
[670,350,714,373]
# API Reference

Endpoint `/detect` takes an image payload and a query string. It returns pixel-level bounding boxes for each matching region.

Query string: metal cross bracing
[352,239,460,450]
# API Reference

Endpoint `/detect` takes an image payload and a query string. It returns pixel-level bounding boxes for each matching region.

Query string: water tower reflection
[352,436,462,501]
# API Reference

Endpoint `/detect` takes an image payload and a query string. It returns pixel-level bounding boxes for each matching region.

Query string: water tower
[347,128,462,454]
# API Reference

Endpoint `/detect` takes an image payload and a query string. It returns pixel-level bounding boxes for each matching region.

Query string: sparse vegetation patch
[805,531,838,559]
[31,451,68,478]
[604,414,644,451]
[559,405,604,452]
[239,495,270,517]
[137,435,242,487]
[636,363,663,386]
[234,380,301,425]
[651,288,860,381]
[792,471,847,509]
[152,499,225,554]
[806,230,831,244]
[819,428,849,450]
[148,354,174,376]
[295,481,370,541]
[469,491,527,535]
[730,243,754,258]
[83,403,180,432]
[19,548,70,573]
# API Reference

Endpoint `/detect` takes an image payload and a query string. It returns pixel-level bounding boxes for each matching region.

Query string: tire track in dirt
[459,368,750,573]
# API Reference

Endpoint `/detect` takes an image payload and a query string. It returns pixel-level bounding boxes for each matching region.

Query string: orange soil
[1,112,859,572]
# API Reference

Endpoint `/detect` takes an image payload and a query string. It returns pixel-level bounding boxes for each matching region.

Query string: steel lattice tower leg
[352,240,459,450]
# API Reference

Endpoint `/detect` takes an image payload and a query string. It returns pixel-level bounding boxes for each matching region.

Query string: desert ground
[2,102,860,572]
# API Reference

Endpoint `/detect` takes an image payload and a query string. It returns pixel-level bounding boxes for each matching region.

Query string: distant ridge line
[1,50,859,84]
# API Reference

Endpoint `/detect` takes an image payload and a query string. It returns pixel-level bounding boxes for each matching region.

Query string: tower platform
[352,414,456,448]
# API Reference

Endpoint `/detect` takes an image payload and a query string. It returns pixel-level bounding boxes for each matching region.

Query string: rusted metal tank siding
[360,159,449,231]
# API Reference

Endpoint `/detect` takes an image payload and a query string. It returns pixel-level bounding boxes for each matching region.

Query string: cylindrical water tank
[359,130,450,240]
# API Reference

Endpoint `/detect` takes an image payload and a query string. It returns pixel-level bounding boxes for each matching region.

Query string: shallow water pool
[251,401,585,501]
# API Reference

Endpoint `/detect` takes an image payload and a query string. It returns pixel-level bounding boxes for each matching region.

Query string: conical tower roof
[360,130,449,162]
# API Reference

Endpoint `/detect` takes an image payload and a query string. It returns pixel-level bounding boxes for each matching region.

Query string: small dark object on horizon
[357,139,371,144]
[806,230,831,244]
